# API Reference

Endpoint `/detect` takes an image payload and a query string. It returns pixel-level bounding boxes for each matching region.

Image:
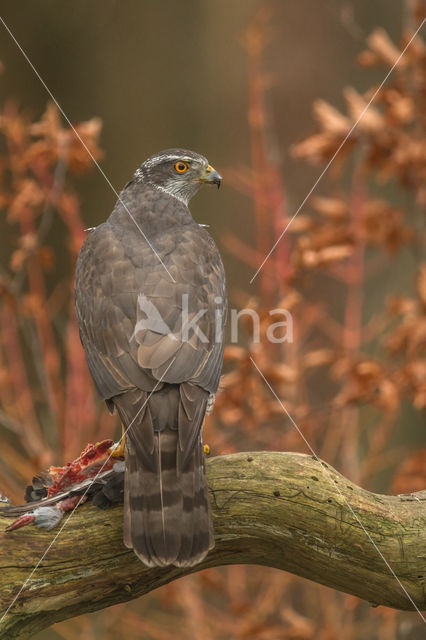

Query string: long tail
[123,425,214,567]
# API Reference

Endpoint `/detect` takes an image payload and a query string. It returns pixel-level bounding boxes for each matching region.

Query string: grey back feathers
[75,148,226,567]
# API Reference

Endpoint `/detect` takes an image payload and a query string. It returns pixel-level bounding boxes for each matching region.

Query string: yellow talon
[111,425,126,458]
[203,444,210,455]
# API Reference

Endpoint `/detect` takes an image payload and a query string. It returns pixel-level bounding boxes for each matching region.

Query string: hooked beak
[199,164,222,189]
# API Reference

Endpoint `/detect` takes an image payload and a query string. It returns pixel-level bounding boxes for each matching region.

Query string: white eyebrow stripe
[143,154,204,168]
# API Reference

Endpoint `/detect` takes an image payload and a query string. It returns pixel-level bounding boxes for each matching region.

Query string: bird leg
[112,425,126,459]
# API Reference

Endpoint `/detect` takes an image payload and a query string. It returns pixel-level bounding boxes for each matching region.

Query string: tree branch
[1,452,425,638]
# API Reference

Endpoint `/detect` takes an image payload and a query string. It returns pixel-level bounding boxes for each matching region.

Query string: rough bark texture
[0,452,425,638]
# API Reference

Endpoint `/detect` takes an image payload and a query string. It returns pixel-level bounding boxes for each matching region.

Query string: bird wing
[75,218,226,399]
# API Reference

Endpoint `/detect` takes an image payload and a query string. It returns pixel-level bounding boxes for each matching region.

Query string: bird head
[135,148,222,204]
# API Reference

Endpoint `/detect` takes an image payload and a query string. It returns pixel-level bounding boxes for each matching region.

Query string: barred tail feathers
[124,428,214,567]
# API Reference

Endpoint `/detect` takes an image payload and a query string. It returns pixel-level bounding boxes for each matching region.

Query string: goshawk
[75,149,226,567]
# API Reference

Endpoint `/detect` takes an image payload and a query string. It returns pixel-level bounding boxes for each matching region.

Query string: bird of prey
[75,149,226,568]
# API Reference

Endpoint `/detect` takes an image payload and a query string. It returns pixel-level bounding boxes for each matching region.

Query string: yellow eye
[175,161,189,173]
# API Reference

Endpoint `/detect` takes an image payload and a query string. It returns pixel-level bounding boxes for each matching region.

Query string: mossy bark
[0,452,425,638]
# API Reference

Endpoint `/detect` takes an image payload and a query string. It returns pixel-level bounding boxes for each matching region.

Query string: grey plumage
[75,149,226,567]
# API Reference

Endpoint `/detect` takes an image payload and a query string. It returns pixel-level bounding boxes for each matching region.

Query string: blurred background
[0,1,425,638]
